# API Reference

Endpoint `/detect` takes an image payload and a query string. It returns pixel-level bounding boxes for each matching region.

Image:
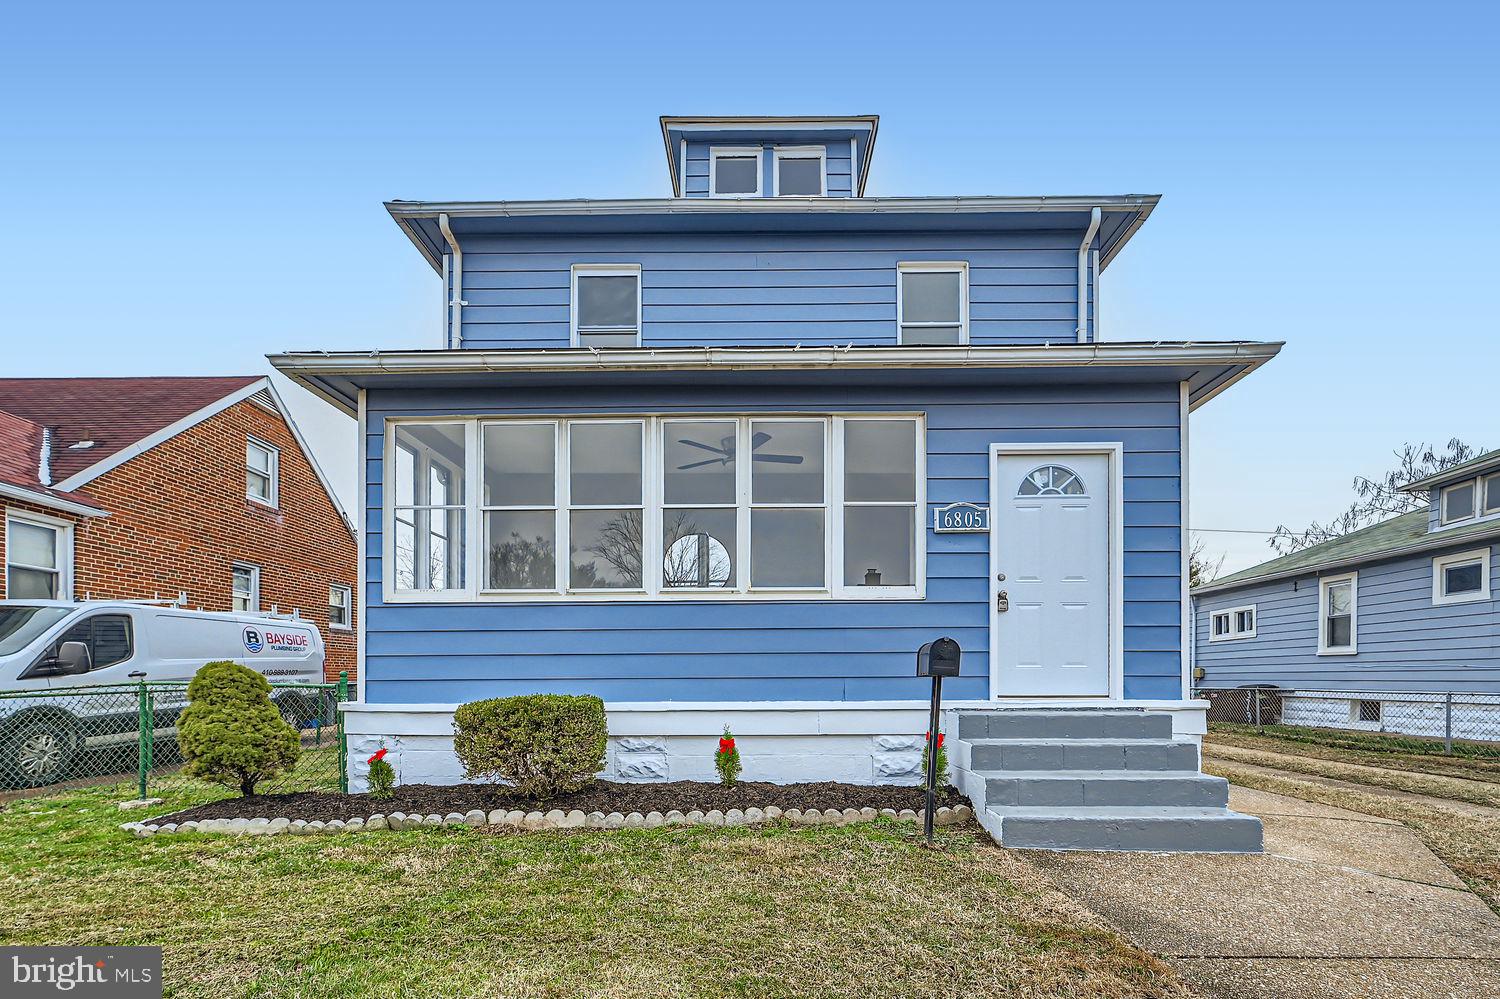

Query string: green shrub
[367,747,396,799]
[921,731,951,790]
[452,694,607,798]
[177,660,301,796]
[714,726,742,785]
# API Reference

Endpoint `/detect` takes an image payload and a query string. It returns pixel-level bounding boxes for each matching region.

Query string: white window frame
[245,437,280,507]
[231,562,261,613]
[772,146,826,197]
[1210,603,1257,642]
[382,413,926,604]
[1432,547,1491,606]
[328,583,353,630]
[1317,571,1358,656]
[570,264,642,348]
[1485,473,1500,517]
[4,508,73,600]
[896,261,969,345]
[708,146,763,198]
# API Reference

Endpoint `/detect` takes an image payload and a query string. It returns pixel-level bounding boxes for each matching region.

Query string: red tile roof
[0,376,262,494]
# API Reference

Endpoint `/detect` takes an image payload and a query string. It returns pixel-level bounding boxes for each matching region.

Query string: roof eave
[1192,521,1500,595]
[1399,453,1500,493]
[0,480,107,518]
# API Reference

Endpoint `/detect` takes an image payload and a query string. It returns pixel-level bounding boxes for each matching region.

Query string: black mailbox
[916,637,961,678]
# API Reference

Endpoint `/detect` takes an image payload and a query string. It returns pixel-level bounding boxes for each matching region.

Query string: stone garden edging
[121,803,974,837]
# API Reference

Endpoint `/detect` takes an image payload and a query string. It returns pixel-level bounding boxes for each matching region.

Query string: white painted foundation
[341,699,1208,792]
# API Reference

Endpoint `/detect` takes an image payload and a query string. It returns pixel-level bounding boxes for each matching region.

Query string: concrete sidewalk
[1025,786,1500,999]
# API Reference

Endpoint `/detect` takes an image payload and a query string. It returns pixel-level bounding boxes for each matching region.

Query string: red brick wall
[1,399,357,681]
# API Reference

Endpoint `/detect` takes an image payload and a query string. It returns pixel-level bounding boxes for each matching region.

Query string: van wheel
[1,715,81,789]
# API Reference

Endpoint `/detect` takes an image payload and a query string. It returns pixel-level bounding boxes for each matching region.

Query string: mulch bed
[155,780,964,825]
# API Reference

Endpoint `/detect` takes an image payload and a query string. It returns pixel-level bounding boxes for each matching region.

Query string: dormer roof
[659,115,879,196]
[1399,448,1500,493]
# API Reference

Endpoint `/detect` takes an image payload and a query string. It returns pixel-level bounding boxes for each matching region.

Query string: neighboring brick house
[0,376,357,680]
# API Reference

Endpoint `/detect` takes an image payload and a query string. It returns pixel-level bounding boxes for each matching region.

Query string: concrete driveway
[1025,786,1500,999]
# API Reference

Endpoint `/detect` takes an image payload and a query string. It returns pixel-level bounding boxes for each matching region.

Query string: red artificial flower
[368,748,388,764]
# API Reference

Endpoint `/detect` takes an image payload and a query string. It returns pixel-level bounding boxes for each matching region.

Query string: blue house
[274,115,1277,850]
[1193,449,1500,736]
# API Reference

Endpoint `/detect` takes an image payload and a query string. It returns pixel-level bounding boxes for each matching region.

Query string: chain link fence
[1197,686,1500,758]
[0,675,349,800]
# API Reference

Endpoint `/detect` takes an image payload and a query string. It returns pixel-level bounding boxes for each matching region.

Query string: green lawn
[0,782,1183,999]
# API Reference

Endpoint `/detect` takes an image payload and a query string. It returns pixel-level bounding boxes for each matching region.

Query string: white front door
[992,452,1111,696]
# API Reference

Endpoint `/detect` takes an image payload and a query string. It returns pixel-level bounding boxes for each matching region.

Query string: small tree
[177,660,301,796]
[921,731,950,790]
[714,726,742,785]
[367,747,396,799]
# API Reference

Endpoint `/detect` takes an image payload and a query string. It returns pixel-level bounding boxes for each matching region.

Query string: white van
[0,600,327,787]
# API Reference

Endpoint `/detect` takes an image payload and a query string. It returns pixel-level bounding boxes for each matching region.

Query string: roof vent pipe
[438,213,465,348]
[1076,207,1101,343]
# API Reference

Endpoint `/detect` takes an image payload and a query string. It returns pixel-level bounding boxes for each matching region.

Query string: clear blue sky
[3,1,1494,572]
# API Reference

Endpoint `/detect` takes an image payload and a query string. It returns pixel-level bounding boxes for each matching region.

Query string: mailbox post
[916,637,961,846]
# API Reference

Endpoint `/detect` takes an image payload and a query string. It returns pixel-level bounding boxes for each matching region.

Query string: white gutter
[0,481,106,518]
[438,212,465,348]
[1076,206,1101,343]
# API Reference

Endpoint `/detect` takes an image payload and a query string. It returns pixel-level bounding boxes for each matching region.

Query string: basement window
[1354,699,1382,723]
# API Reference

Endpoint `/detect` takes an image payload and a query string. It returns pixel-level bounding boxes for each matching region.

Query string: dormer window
[897,262,968,345]
[774,147,825,196]
[1442,480,1476,524]
[572,264,641,347]
[710,148,761,197]
[1486,473,1500,516]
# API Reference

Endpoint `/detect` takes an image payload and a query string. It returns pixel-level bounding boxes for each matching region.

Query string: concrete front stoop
[951,709,1263,853]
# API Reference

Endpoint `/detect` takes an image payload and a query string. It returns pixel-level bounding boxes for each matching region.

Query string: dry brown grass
[1207,729,1500,784]
[0,783,1186,999]
[1204,741,1500,810]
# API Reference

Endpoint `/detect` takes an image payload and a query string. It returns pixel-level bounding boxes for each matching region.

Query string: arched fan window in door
[1017,465,1086,497]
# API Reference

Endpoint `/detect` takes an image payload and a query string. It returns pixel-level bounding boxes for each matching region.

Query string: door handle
[996,590,1009,612]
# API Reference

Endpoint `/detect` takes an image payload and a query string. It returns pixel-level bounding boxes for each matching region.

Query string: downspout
[438,213,465,349]
[1076,206,1101,343]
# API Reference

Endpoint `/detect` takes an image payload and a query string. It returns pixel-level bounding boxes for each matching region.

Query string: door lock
[995,590,1010,612]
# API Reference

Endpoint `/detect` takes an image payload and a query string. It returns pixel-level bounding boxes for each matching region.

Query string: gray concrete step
[983,805,1265,853]
[982,770,1230,808]
[956,710,1174,742]
[966,738,1200,773]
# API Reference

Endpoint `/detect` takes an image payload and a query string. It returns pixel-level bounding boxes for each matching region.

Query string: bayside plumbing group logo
[3,948,161,997]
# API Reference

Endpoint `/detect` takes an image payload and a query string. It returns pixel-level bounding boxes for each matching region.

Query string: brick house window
[232,563,261,612]
[328,583,352,630]
[246,438,280,507]
[5,512,72,599]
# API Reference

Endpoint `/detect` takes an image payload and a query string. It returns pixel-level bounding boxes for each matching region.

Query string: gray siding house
[1193,449,1500,735]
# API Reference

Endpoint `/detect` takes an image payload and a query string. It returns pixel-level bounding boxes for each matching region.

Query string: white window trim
[772,146,826,197]
[896,261,970,345]
[1209,603,1257,642]
[4,508,74,600]
[1317,571,1358,656]
[1486,473,1500,517]
[382,413,925,604]
[1432,547,1491,606]
[570,264,642,347]
[245,437,280,508]
[328,582,353,630]
[231,562,262,613]
[708,146,763,198]
[1437,475,1500,530]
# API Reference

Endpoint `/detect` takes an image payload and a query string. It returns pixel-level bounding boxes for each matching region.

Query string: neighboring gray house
[1193,449,1500,735]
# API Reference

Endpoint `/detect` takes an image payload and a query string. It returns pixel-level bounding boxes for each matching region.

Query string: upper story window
[897,262,968,345]
[387,414,924,602]
[571,265,641,347]
[710,147,761,197]
[1210,604,1257,642]
[245,438,279,506]
[1318,572,1357,655]
[1442,480,1475,524]
[1432,547,1490,605]
[1488,473,1500,516]
[773,147,825,196]
[5,512,71,599]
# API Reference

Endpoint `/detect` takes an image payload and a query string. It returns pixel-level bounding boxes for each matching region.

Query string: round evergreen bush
[177,660,301,796]
[452,694,607,798]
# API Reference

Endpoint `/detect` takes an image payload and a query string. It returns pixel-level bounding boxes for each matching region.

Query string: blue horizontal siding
[453,231,1092,349]
[362,380,1181,704]
[1195,544,1500,692]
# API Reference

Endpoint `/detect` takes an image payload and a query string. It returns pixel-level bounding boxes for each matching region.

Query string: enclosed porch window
[384,414,924,601]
